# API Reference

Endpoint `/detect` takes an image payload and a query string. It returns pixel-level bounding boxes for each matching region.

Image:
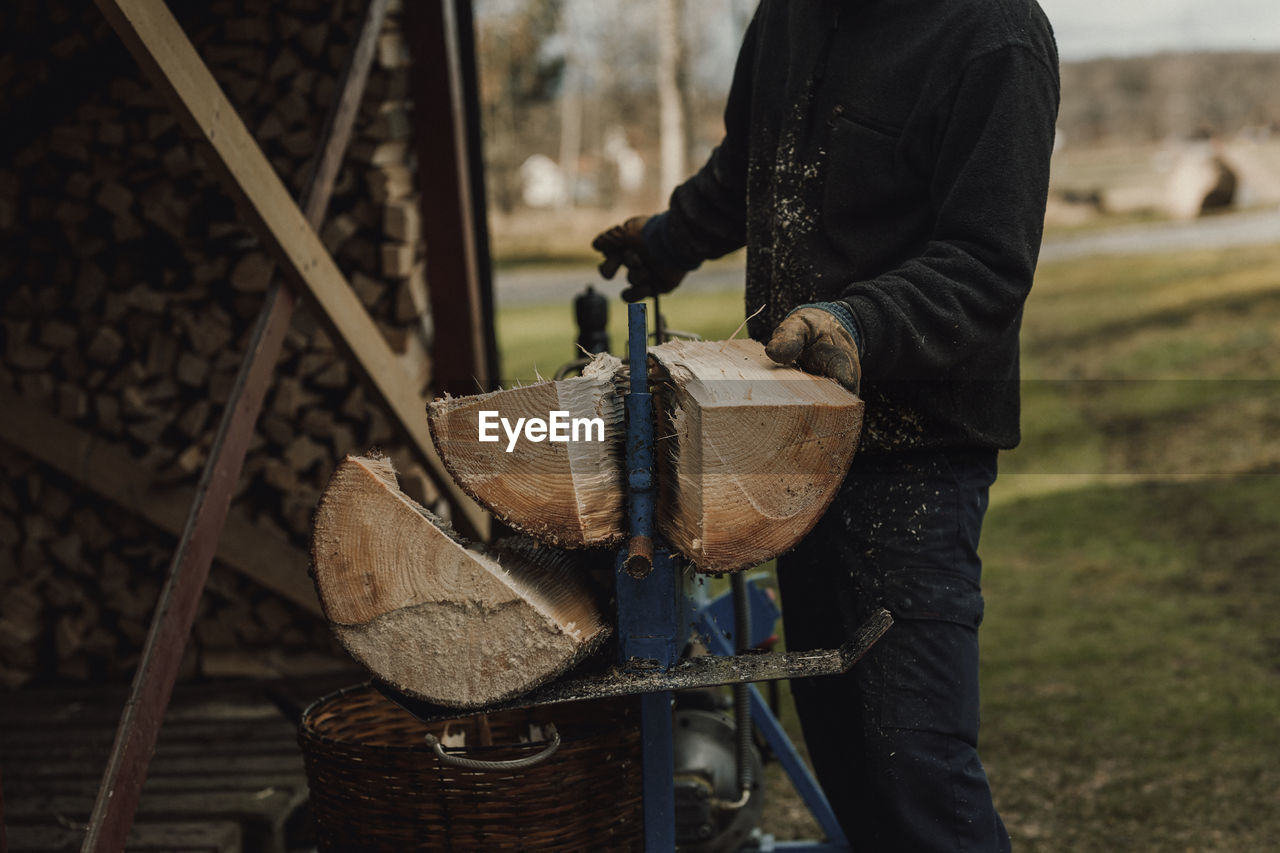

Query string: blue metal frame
[615,302,677,853]
[615,301,850,852]
[696,587,850,850]
[699,572,781,650]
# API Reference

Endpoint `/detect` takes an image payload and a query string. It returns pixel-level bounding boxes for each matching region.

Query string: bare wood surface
[0,389,319,614]
[427,354,627,548]
[649,339,864,572]
[92,0,488,539]
[312,455,608,708]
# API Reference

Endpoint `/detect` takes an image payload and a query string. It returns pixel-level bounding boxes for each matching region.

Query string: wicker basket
[298,684,644,851]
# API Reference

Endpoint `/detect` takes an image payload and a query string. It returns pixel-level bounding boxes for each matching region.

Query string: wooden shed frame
[2,0,502,847]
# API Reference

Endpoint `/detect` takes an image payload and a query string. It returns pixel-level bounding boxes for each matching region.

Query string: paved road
[493,258,747,309]
[495,207,1280,308]
[1037,206,1280,264]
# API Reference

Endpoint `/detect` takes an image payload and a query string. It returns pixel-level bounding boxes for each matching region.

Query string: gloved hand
[591,215,688,302]
[765,302,863,395]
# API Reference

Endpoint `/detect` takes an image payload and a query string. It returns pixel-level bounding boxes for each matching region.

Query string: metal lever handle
[424,726,560,771]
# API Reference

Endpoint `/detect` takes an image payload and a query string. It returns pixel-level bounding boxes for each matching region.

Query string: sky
[477,0,1280,86]
[1037,0,1280,61]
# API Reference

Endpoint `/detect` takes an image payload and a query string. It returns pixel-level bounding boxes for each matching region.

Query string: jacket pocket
[878,568,984,738]
[822,112,913,220]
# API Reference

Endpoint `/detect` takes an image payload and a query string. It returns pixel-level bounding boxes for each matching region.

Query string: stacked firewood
[0,0,444,686]
[0,444,343,689]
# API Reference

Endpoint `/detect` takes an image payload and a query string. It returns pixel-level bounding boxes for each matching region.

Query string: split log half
[427,354,626,548]
[649,339,864,572]
[311,454,609,709]
[425,341,862,573]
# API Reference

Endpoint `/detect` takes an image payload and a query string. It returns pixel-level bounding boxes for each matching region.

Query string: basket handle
[424,725,560,771]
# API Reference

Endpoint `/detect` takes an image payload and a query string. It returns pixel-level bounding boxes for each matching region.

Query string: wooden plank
[0,390,319,615]
[23,755,305,781]
[0,730,302,759]
[92,0,488,538]
[6,822,241,853]
[0,695,282,728]
[6,774,306,797]
[0,677,354,727]
[0,716,297,740]
[8,791,303,822]
[404,0,498,395]
[11,791,300,853]
[1,683,316,852]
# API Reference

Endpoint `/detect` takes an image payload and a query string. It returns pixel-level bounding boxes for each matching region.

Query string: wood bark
[311,454,609,708]
[428,353,627,548]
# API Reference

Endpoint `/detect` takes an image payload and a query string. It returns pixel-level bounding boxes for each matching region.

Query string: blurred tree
[656,0,687,199]
[476,0,567,212]
[473,0,760,215]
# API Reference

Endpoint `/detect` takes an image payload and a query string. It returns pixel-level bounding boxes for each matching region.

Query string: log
[376,31,410,69]
[382,197,419,242]
[312,454,608,708]
[229,252,272,293]
[366,165,414,202]
[349,271,386,309]
[380,241,415,278]
[319,213,359,253]
[649,339,863,571]
[428,353,627,548]
[427,340,862,572]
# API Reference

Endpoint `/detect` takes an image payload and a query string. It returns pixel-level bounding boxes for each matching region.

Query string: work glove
[765,302,863,395]
[592,215,688,302]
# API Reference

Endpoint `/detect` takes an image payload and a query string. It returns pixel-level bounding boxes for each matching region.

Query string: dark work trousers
[777,447,1010,852]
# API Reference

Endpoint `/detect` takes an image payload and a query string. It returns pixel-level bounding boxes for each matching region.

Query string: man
[593,0,1059,848]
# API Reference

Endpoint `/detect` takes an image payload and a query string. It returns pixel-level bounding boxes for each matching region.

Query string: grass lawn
[981,476,1280,851]
[494,242,1280,849]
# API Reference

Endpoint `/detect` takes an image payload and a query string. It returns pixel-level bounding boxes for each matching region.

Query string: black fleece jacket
[656,0,1060,451]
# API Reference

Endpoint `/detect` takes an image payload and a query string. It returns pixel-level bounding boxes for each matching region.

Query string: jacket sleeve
[838,43,1060,380]
[652,7,761,268]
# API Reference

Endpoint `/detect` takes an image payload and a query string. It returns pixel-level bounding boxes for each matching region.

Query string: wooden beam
[405,0,498,394]
[0,390,320,615]
[92,0,489,538]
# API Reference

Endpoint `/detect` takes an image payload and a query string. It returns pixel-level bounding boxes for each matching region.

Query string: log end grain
[311,454,609,708]
[427,354,627,548]
[650,339,864,572]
